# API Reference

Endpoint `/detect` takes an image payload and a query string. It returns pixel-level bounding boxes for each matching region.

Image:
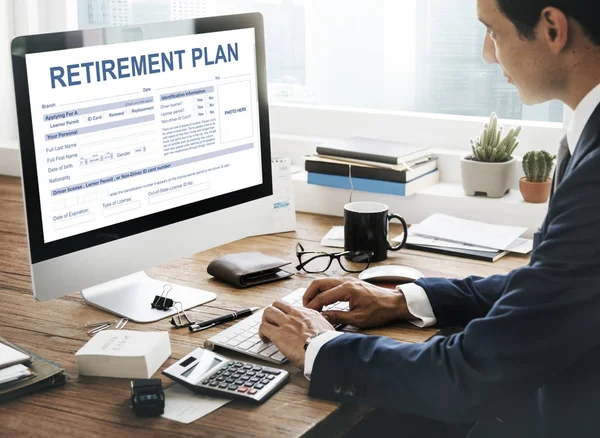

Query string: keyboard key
[259,345,280,358]
[249,335,261,344]
[238,340,258,351]
[248,342,272,354]
[226,339,242,347]
[270,352,286,362]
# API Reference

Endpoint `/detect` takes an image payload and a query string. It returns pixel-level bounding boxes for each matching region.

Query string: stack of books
[305,137,439,196]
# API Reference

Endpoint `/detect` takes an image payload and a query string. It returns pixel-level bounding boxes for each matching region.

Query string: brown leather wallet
[207,252,294,288]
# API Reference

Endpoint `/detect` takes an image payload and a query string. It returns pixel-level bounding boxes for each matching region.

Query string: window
[77,0,562,123]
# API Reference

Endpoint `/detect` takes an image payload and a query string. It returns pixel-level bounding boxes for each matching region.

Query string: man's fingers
[305,284,351,311]
[322,310,353,326]
[262,305,287,326]
[258,320,276,343]
[271,299,294,314]
[303,277,349,306]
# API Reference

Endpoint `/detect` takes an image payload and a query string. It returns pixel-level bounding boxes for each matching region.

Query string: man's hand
[303,278,412,328]
[258,300,335,370]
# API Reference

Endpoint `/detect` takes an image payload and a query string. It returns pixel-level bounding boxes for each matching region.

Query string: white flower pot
[460,155,516,198]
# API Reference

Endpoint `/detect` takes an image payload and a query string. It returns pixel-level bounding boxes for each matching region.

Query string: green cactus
[522,150,556,183]
[470,113,522,162]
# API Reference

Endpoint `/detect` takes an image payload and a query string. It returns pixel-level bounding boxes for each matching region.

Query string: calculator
[162,347,289,403]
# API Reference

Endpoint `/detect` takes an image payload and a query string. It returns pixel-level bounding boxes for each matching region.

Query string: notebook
[0,337,66,403]
[0,343,30,369]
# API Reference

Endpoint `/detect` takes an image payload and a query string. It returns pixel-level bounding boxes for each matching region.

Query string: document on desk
[321,226,344,248]
[162,384,231,424]
[408,213,527,251]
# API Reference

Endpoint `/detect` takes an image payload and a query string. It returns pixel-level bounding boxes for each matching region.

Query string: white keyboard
[204,288,349,364]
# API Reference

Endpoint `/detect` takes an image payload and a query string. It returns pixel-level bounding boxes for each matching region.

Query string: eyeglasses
[295,242,374,274]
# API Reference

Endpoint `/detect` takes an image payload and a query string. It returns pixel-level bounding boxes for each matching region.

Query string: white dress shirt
[304,82,600,380]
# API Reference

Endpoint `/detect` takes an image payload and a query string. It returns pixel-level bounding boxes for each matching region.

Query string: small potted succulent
[461,113,522,198]
[520,150,556,203]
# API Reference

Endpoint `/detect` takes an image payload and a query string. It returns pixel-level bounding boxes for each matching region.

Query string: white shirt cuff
[397,283,437,328]
[303,331,344,380]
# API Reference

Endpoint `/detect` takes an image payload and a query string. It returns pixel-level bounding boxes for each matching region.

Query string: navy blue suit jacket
[310,104,600,437]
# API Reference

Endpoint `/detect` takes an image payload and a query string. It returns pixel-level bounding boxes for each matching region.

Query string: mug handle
[388,214,408,251]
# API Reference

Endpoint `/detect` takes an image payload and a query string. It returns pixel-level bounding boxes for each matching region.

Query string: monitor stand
[81,271,216,323]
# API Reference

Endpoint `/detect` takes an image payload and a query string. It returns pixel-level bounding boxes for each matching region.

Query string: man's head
[478,0,600,106]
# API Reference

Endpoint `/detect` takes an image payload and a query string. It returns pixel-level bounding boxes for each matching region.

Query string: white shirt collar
[567,83,600,154]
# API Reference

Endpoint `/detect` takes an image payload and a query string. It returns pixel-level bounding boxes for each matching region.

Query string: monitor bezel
[11,13,273,264]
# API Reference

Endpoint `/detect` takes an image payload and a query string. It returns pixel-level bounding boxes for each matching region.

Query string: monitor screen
[24,28,263,244]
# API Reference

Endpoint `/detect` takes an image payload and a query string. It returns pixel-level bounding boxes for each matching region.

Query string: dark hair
[496,0,600,45]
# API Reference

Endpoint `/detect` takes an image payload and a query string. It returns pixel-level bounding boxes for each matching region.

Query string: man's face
[478,0,557,105]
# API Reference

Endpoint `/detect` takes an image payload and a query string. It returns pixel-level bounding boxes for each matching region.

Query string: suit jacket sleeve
[309,150,600,422]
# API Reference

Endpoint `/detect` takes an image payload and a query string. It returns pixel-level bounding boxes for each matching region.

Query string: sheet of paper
[393,234,499,252]
[321,226,344,248]
[0,364,32,385]
[408,214,527,251]
[161,384,231,425]
[505,237,534,254]
[270,157,296,234]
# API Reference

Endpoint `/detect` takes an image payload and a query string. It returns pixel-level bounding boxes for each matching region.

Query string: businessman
[259,0,600,437]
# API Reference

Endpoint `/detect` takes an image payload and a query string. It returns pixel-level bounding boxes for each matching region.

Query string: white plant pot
[460,155,516,198]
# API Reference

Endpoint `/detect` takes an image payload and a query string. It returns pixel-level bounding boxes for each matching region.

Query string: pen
[189,307,261,332]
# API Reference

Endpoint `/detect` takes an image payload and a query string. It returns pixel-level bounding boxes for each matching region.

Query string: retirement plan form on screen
[25,28,263,243]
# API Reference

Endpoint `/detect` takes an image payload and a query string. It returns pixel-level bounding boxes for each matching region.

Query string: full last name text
[49,43,239,89]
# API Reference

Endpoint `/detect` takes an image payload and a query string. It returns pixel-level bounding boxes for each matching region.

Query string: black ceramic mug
[344,202,408,262]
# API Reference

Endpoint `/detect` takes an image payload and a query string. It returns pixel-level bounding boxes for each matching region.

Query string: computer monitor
[11,13,273,322]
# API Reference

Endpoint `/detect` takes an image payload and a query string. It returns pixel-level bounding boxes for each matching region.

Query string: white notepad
[0,343,31,370]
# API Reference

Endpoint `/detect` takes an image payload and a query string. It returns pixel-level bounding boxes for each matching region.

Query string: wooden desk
[0,175,530,437]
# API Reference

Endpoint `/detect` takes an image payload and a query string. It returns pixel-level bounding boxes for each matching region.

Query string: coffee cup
[344,202,408,262]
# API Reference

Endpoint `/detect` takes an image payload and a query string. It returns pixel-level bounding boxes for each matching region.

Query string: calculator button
[202,379,210,385]
[252,366,262,371]
[228,385,239,391]
[240,375,249,381]
[219,383,228,389]
[248,389,258,395]
[263,368,282,376]
[235,380,245,385]
[226,378,235,383]
[255,384,264,390]
[232,373,241,379]
[209,381,219,387]
[237,387,249,393]
[217,376,225,381]
[246,371,256,376]
[235,362,244,367]
[243,365,252,370]
[227,361,236,366]
[250,377,260,383]
[266,375,275,380]
[256,373,266,378]
[260,379,270,385]
[223,372,232,377]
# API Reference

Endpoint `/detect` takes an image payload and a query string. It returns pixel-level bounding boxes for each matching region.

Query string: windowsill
[293,172,547,238]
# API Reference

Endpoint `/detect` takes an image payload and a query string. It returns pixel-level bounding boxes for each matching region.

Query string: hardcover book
[316,137,431,165]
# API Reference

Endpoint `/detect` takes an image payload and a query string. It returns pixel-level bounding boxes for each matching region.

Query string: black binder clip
[169,302,195,329]
[151,284,174,311]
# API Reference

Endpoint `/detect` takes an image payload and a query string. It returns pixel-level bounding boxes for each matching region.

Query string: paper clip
[151,284,174,311]
[115,318,129,330]
[86,320,114,335]
[170,302,195,328]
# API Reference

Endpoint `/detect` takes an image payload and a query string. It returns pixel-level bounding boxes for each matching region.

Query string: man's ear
[540,7,569,53]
